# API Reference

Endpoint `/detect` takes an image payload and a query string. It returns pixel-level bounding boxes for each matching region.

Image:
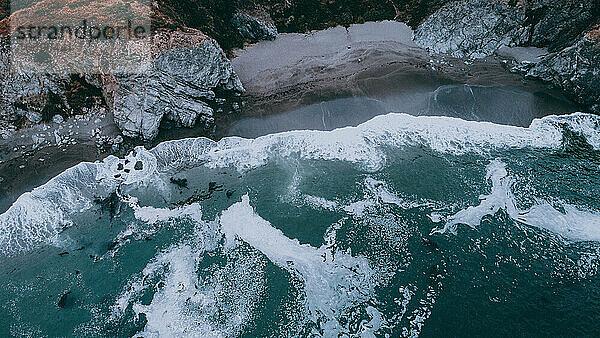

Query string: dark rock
[232,12,278,42]
[134,160,144,170]
[93,192,121,219]
[170,177,189,189]
[57,291,73,309]
[107,241,119,251]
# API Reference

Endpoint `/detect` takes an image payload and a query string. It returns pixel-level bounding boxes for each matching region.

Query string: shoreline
[0,21,585,213]
[219,21,580,138]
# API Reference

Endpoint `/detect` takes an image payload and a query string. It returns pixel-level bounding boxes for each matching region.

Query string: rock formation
[415,0,600,111]
[527,26,600,112]
[101,29,245,141]
[0,40,103,138]
[0,1,246,142]
[232,12,278,42]
[414,0,528,58]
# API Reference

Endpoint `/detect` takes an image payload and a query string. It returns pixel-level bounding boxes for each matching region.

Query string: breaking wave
[1,112,599,255]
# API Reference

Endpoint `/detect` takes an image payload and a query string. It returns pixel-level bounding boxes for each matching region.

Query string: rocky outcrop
[415,0,600,58]
[414,0,528,58]
[0,40,103,138]
[523,0,600,52]
[0,25,244,142]
[527,27,600,112]
[232,12,278,42]
[415,0,600,110]
[0,0,245,142]
[102,30,245,141]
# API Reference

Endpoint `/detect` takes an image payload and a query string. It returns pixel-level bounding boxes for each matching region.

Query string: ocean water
[1,112,599,337]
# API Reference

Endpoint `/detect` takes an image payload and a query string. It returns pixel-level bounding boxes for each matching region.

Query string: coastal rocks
[102,30,245,141]
[415,0,600,109]
[0,37,108,140]
[521,0,600,52]
[414,0,528,58]
[232,12,278,42]
[415,0,600,58]
[1,7,244,142]
[0,42,71,138]
[527,28,600,111]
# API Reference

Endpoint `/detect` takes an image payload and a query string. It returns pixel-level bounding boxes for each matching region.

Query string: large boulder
[232,12,278,42]
[104,29,245,141]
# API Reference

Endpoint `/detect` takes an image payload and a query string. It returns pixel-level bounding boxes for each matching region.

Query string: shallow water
[227,84,579,139]
[1,112,599,336]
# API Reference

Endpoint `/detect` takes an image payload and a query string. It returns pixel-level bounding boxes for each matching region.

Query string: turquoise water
[1,113,599,336]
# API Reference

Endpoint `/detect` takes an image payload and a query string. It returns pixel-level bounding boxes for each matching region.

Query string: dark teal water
[0,113,599,337]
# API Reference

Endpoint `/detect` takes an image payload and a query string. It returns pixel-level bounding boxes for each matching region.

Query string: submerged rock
[57,291,73,309]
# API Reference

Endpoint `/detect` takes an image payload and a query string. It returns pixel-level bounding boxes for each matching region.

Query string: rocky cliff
[0,0,250,142]
[527,27,600,112]
[0,40,105,139]
[0,0,598,144]
[99,29,245,141]
[415,0,600,111]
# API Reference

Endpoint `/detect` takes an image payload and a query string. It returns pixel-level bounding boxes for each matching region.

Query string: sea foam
[436,159,600,242]
[220,195,384,336]
[1,112,598,255]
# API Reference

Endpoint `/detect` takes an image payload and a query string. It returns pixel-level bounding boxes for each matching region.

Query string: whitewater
[1,112,599,336]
